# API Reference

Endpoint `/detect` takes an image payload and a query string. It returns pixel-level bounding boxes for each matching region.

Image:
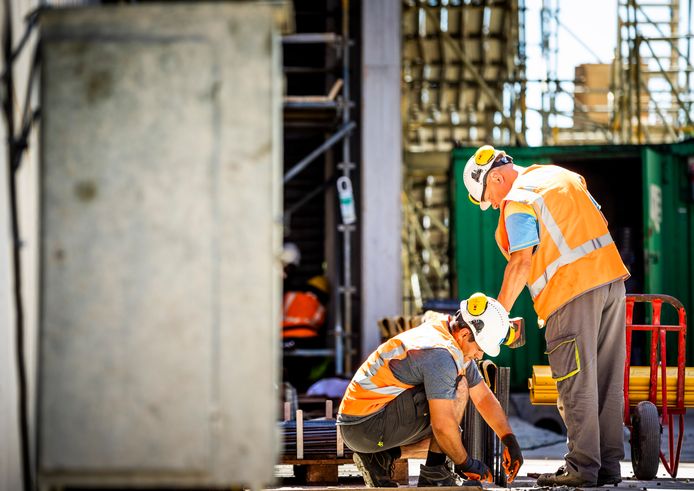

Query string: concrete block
[39,4,283,488]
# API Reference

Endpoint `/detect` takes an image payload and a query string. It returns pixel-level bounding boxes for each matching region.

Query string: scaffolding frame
[401,0,526,308]
[402,0,526,152]
[534,0,694,145]
[614,0,694,143]
[282,0,356,376]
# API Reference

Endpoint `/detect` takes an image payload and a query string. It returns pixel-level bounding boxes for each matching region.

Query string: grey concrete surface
[39,4,284,489]
[361,0,403,359]
[273,411,694,489]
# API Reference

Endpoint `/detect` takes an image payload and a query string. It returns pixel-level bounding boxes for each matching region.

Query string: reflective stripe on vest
[282,291,325,338]
[338,320,466,417]
[529,231,613,298]
[496,165,629,321]
[351,324,464,397]
[283,291,325,326]
[509,189,616,299]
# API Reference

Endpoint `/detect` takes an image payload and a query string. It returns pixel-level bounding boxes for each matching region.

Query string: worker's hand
[455,455,493,483]
[501,433,523,482]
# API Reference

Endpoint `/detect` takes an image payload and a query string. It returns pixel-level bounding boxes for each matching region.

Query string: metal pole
[642,38,693,126]
[616,2,625,143]
[283,121,356,184]
[688,0,692,117]
[337,0,354,376]
[636,36,643,143]
[626,0,636,142]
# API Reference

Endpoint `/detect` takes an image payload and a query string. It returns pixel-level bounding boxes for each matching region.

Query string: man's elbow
[510,249,532,269]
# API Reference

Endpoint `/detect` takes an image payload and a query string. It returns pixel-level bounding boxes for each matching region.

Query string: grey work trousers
[545,280,626,482]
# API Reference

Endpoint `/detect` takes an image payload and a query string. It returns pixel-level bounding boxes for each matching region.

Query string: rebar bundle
[279,419,351,459]
[462,363,511,486]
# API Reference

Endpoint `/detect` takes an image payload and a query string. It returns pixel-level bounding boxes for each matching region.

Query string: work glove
[454,455,493,483]
[501,433,523,482]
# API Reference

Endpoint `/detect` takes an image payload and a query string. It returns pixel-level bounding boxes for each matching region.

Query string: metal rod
[627,0,636,142]
[280,419,352,458]
[296,409,304,459]
[636,36,643,143]
[642,37,693,125]
[635,3,693,65]
[687,0,692,113]
[339,0,353,376]
[283,121,356,184]
[336,423,344,457]
[547,8,604,63]
[640,79,678,139]
[282,32,341,44]
[284,177,336,222]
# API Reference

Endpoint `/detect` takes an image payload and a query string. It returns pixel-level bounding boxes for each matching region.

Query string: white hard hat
[458,292,510,357]
[281,242,301,267]
[463,145,512,211]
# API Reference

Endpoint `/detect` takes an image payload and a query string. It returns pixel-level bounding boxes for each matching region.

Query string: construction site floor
[272,460,694,490]
[271,414,694,490]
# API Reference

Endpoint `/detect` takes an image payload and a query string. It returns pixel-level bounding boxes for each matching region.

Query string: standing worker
[462,145,630,487]
[337,293,523,487]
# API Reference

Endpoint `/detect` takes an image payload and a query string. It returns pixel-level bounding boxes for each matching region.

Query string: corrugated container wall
[452,143,694,389]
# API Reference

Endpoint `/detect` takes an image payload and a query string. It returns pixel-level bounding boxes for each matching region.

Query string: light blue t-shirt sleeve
[506,211,540,252]
[390,349,483,400]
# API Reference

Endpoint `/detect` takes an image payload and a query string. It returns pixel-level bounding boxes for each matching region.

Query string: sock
[425,451,446,467]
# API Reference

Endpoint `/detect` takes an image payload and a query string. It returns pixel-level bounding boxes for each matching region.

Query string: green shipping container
[452,143,694,390]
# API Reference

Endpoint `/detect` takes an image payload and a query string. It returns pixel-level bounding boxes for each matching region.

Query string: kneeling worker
[337,293,523,487]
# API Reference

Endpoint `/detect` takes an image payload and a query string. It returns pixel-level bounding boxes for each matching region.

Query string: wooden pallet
[282,456,409,485]
[281,401,409,485]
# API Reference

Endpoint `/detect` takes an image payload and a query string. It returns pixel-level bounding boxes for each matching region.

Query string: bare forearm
[431,424,468,465]
[476,391,513,438]
[497,249,532,312]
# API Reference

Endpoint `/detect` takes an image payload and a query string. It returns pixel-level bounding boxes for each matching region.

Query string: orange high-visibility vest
[338,318,466,418]
[496,165,629,322]
[282,291,326,338]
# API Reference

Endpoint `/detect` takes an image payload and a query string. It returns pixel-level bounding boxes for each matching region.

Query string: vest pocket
[544,336,581,382]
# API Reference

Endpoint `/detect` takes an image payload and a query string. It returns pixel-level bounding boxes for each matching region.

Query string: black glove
[501,433,523,482]
[455,455,493,483]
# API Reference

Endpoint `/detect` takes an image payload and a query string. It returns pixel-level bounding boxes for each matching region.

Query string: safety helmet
[457,292,510,357]
[307,275,329,294]
[281,242,301,268]
[463,145,513,211]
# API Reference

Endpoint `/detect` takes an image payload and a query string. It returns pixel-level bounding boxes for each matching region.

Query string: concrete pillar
[360,0,402,358]
[38,4,283,488]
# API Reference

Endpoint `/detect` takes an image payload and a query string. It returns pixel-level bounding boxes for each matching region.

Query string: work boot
[417,464,481,487]
[352,451,398,487]
[536,465,597,487]
[597,473,622,486]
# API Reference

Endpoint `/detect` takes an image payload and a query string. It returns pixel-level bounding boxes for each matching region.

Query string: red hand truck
[624,294,687,480]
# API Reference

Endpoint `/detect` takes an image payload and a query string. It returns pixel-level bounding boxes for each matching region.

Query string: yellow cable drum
[529,365,694,407]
